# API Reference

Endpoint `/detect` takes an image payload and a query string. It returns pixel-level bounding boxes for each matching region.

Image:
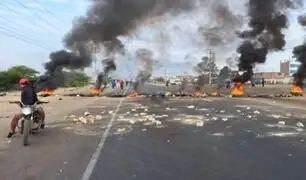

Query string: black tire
[22,119,30,146]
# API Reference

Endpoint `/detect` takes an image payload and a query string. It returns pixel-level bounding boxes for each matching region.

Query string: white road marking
[81,85,130,180]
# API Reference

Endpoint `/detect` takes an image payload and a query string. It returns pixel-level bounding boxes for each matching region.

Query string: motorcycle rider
[7,78,46,138]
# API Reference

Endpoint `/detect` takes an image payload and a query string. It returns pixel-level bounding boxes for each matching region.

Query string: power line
[32,0,66,27]
[0,15,55,49]
[11,0,62,35]
[0,0,61,36]
[0,28,52,50]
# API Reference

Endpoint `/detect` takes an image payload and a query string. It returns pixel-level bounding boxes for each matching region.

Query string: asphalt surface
[87,97,306,180]
[1,85,306,180]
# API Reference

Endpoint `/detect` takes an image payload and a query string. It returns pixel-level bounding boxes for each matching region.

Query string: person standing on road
[262,78,265,87]
[120,80,124,90]
[111,79,116,89]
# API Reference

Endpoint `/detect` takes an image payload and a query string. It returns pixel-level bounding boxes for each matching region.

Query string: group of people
[111,79,124,90]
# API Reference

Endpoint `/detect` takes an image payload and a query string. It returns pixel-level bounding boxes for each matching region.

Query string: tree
[195,56,218,75]
[0,65,39,91]
[7,65,39,84]
[64,71,90,87]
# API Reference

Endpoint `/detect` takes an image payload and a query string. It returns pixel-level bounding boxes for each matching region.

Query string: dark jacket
[21,85,38,105]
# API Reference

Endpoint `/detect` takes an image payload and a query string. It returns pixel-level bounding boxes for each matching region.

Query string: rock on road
[1,85,306,180]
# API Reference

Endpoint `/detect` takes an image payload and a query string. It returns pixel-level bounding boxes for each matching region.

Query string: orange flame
[128,90,138,97]
[90,88,102,95]
[193,88,201,97]
[40,88,54,96]
[291,84,303,96]
[211,88,218,96]
[231,82,244,96]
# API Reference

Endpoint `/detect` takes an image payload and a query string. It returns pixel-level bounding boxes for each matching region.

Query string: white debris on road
[196,121,204,127]
[222,118,228,121]
[253,110,260,114]
[296,122,304,128]
[220,110,225,113]
[195,108,209,111]
[95,115,102,120]
[78,117,87,124]
[84,112,90,116]
[108,111,113,114]
[187,105,195,109]
[211,117,218,121]
[278,121,286,125]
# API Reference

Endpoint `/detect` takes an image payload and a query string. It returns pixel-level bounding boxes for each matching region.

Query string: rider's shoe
[40,124,45,129]
[7,132,15,138]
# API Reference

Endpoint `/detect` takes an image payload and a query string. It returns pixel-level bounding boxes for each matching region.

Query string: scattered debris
[187,105,195,109]
[253,110,260,114]
[195,108,209,111]
[247,115,252,118]
[95,115,102,120]
[296,122,304,128]
[154,120,162,125]
[220,110,225,113]
[196,121,204,127]
[108,111,113,114]
[222,118,228,121]
[131,109,136,111]
[271,115,281,119]
[296,128,304,132]
[84,112,90,116]
[211,117,218,121]
[236,109,241,112]
[141,128,147,131]
[278,121,286,125]
[140,112,147,116]
[117,128,126,133]
[78,117,87,124]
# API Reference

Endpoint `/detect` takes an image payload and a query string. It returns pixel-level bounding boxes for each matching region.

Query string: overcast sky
[0,0,305,79]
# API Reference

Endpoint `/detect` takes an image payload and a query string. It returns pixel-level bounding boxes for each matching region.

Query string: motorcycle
[9,101,49,146]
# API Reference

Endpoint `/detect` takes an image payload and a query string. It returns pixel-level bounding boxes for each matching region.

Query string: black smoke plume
[133,48,156,92]
[35,47,91,92]
[292,14,306,87]
[37,0,202,91]
[234,0,295,83]
[95,58,116,89]
[198,0,243,46]
[64,0,200,54]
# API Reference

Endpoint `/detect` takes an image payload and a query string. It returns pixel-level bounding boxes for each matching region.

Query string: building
[280,60,289,76]
[253,72,290,84]
[280,60,300,76]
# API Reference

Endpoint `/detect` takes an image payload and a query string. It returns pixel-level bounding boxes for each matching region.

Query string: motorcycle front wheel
[22,119,31,146]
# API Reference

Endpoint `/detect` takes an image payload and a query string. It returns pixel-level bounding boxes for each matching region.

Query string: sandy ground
[0,93,101,150]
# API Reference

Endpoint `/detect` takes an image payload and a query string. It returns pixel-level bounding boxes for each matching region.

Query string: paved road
[1,85,306,180]
[87,97,306,180]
